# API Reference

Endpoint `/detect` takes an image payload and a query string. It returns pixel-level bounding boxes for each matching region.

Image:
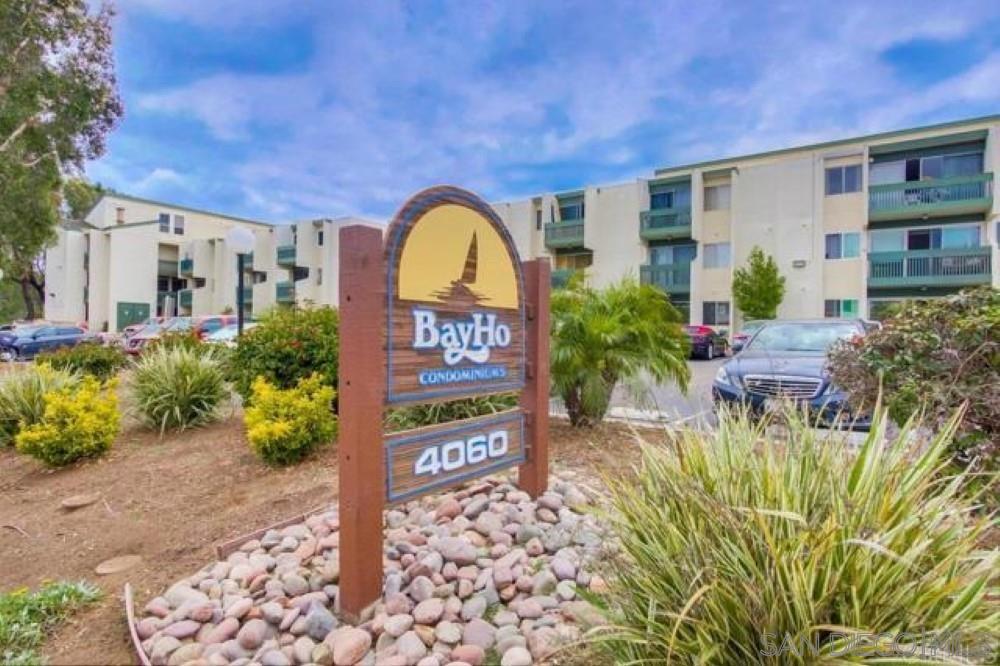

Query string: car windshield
[747,322,858,352]
[14,325,45,338]
[207,325,238,341]
[742,321,766,334]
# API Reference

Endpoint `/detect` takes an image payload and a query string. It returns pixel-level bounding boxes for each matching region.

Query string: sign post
[337,225,386,621]
[337,185,550,620]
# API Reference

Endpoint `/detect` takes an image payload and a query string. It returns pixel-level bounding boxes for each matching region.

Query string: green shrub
[829,287,998,472]
[385,393,518,431]
[245,374,337,465]
[35,342,128,380]
[0,580,101,666]
[551,276,690,426]
[15,376,120,466]
[228,306,338,404]
[0,365,79,446]
[597,409,997,664]
[131,346,228,432]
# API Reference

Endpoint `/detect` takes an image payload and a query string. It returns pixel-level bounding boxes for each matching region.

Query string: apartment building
[44,193,376,331]
[493,115,999,327]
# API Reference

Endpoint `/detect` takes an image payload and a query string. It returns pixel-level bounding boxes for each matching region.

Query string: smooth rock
[451,644,486,666]
[501,646,532,666]
[384,614,414,638]
[95,554,143,575]
[305,603,337,640]
[436,537,478,566]
[162,619,200,639]
[396,630,428,663]
[461,618,495,649]
[330,627,371,665]
[61,493,101,510]
[460,595,486,621]
[434,621,462,644]
[413,597,444,624]
[150,636,181,666]
[292,636,315,664]
[237,618,269,650]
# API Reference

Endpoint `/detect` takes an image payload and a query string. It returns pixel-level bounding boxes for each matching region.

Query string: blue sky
[89,0,1000,223]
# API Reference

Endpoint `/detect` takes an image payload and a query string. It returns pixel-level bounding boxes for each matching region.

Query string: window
[650,184,690,210]
[702,301,730,326]
[317,230,324,246]
[535,209,542,230]
[559,201,584,221]
[825,232,860,259]
[173,215,185,235]
[158,213,170,232]
[649,244,696,266]
[870,152,983,185]
[825,165,862,195]
[116,207,125,223]
[317,268,323,285]
[870,161,905,185]
[704,184,731,210]
[703,243,731,269]
[650,190,673,210]
[824,299,858,318]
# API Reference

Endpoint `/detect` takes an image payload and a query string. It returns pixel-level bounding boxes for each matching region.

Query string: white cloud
[109,0,1000,219]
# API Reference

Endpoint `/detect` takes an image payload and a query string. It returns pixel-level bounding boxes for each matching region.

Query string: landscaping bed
[0,417,640,664]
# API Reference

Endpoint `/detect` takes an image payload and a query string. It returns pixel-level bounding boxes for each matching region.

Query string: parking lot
[608,357,725,424]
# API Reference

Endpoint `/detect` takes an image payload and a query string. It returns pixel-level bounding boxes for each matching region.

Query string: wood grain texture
[385,409,525,504]
[518,259,551,498]
[338,225,386,621]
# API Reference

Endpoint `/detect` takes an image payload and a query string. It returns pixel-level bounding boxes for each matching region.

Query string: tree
[63,178,109,219]
[550,275,691,427]
[0,1,123,318]
[731,246,785,320]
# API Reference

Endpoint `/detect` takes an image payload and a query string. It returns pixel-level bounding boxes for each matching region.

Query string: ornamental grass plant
[131,345,228,432]
[596,407,998,664]
[0,364,79,446]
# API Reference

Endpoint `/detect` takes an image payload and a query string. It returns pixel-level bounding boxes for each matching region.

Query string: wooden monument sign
[337,185,550,619]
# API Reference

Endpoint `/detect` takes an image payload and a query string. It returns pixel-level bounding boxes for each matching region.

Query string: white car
[205,323,257,347]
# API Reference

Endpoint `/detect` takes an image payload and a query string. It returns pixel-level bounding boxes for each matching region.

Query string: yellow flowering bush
[245,373,336,465]
[15,376,120,466]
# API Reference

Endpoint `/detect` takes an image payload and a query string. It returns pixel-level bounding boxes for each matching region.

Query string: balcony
[276,245,297,267]
[551,268,577,289]
[157,259,178,277]
[179,289,192,309]
[276,281,295,303]
[640,263,692,294]
[178,258,194,275]
[544,221,585,249]
[868,247,992,289]
[241,252,254,270]
[639,208,692,241]
[868,173,993,221]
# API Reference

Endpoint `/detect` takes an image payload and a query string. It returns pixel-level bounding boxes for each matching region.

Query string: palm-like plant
[550,275,690,426]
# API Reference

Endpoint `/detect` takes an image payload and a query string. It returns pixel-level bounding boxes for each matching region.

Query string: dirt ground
[0,413,648,665]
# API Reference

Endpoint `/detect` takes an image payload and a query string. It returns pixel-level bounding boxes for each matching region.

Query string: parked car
[124,315,237,354]
[205,322,257,347]
[122,316,166,340]
[684,325,728,360]
[731,319,768,353]
[712,318,871,429]
[0,325,90,361]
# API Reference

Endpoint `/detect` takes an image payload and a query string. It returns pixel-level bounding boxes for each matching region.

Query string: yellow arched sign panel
[385,186,525,404]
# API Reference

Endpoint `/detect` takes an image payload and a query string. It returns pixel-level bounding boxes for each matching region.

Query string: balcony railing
[551,268,578,289]
[179,289,192,309]
[178,258,194,275]
[639,208,692,241]
[276,281,295,303]
[544,220,585,249]
[241,252,254,270]
[276,245,297,266]
[640,263,692,294]
[868,247,992,288]
[868,173,993,221]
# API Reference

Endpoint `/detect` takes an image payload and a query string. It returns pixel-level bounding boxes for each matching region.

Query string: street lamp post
[225,227,256,337]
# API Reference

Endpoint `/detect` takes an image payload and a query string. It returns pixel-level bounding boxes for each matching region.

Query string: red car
[684,325,728,360]
[125,315,236,354]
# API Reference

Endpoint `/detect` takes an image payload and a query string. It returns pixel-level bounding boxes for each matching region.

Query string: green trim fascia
[85,193,273,227]
[647,239,698,248]
[867,213,987,229]
[555,190,585,201]
[866,286,978,298]
[654,114,1000,176]
[553,248,593,257]
[648,174,692,187]
[868,131,986,157]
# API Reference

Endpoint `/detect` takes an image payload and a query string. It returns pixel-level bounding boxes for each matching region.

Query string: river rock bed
[134,472,609,665]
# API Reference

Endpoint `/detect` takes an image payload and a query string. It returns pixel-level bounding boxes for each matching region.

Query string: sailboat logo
[396,203,519,310]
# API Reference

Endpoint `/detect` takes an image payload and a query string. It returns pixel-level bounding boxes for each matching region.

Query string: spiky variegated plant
[131,345,228,432]
[550,275,690,426]
[597,408,998,664]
